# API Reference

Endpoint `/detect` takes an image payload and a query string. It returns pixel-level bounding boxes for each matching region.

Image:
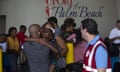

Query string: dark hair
[81,18,99,35]
[48,16,58,24]
[0,34,7,37]
[64,18,76,27]
[116,19,120,24]
[20,25,26,32]
[75,28,82,41]
[60,23,73,31]
[8,27,17,36]
[60,24,66,31]
[20,25,26,29]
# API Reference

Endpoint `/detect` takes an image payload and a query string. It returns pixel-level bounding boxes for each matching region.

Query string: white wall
[0,0,47,35]
[116,0,120,19]
[0,0,119,38]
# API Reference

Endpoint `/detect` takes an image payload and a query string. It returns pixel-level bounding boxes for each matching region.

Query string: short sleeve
[95,46,108,68]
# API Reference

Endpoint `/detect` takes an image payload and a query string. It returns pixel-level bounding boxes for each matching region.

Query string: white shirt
[0,42,7,53]
[109,27,120,44]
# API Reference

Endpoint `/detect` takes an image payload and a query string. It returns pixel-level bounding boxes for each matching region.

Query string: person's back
[23,24,58,72]
[24,41,50,72]
[23,24,50,72]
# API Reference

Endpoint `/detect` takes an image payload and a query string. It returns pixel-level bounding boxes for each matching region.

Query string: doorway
[0,15,6,34]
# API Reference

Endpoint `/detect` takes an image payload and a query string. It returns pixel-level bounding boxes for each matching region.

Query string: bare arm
[43,41,59,54]
[37,39,59,54]
[55,36,67,56]
[25,38,59,54]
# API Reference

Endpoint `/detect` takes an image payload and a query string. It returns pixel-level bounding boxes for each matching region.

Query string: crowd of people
[0,16,120,72]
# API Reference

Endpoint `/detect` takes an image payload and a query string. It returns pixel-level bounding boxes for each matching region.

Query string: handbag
[19,49,27,64]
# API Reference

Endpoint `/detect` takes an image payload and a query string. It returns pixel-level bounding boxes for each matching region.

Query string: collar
[87,35,100,48]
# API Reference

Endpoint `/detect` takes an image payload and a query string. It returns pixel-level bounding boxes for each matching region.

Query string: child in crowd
[0,34,10,72]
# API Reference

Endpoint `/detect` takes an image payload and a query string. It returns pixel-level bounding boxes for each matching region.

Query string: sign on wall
[45,0,104,18]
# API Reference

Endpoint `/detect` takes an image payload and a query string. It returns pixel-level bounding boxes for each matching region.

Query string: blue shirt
[87,35,108,68]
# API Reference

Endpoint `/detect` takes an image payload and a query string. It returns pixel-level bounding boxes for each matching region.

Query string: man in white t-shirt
[109,20,120,57]
[109,20,120,72]
[109,20,120,45]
